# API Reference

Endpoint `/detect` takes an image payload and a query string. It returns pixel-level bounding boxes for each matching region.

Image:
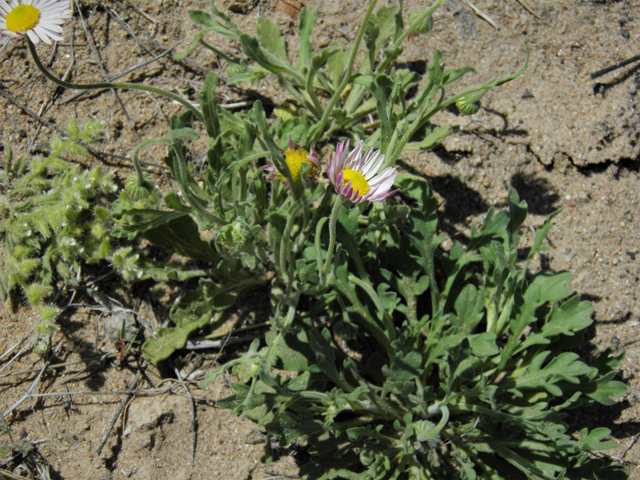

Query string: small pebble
[121,467,133,477]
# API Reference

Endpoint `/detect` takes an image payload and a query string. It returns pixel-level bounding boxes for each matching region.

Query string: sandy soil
[1,0,639,478]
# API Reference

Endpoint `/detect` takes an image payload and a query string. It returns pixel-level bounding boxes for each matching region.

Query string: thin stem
[27,38,204,123]
[17,136,75,189]
[306,0,379,144]
[279,204,299,279]
[348,273,396,345]
[321,195,345,276]
[377,0,448,74]
[131,138,170,186]
[305,67,325,119]
[200,38,236,64]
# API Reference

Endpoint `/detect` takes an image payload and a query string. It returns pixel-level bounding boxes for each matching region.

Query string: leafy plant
[16,0,628,477]
[178,0,526,161]
[0,119,139,350]
[201,186,627,479]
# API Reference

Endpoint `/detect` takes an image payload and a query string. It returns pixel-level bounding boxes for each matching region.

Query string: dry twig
[95,361,146,456]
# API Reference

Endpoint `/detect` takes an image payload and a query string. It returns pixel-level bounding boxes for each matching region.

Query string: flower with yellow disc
[261,138,320,186]
[0,0,72,45]
[328,139,397,204]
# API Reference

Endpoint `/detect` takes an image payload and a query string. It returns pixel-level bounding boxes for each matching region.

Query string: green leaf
[309,45,341,85]
[188,10,238,38]
[577,428,618,451]
[404,125,452,152]
[582,371,627,406]
[452,283,485,334]
[240,34,293,77]
[256,17,288,62]
[266,410,327,447]
[373,5,396,53]
[507,188,528,239]
[298,7,318,71]
[514,352,594,396]
[442,65,476,86]
[170,128,200,142]
[266,329,312,372]
[197,73,222,147]
[467,208,510,252]
[469,332,499,358]
[326,43,345,89]
[188,10,217,26]
[517,296,593,352]
[113,209,219,262]
[142,311,212,363]
[308,328,341,384]
[370,74,394,153]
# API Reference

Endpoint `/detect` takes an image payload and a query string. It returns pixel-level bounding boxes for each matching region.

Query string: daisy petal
[329,139,398,204]
[0,0,71,44]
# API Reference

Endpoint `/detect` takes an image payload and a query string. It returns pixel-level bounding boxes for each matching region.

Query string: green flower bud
[456,96,481,115]
[359,446,376,466]
[125,173,154,200]
[409,11,433,35]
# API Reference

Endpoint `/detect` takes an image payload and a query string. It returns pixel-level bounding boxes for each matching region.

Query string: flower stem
[27,38,205,123]
[306,0,379,144]
[131,138,170,186]
[279,204,299,280]
[321,195,345,276]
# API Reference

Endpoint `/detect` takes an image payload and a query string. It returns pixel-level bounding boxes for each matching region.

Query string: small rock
[121,467,133,477]
[225,0,254,14]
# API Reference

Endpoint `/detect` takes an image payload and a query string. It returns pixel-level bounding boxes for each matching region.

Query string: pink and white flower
[328,140,398,203]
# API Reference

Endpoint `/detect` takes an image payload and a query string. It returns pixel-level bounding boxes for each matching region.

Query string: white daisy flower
[328,139,398,204]
[0,0,72,45]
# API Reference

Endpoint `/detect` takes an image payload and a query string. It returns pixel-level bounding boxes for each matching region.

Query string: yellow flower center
[281,148,318,182]
[6,5,40,33]
[342,168,369,197]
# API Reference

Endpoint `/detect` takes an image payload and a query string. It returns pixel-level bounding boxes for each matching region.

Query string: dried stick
[95,362,146,456]
[620,432,640,461]
[120,0,157,24]
[3,343,63,418]
[590,53,640,80]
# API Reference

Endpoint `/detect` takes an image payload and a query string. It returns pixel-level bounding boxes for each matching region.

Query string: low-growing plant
[202,186,628,479]
[0,120,139,351]
[8,0,629,477]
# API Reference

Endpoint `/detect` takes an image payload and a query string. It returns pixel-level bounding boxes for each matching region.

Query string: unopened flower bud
[455,96,481,116]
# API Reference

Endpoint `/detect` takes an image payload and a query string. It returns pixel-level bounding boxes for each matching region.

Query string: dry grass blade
[0,467,33,480]
[3,343,63,418]
[464,0,498,29]
[113,0,157,24]
[515,0,540,19]
[60,43,180,105]
[71,0,139,135]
